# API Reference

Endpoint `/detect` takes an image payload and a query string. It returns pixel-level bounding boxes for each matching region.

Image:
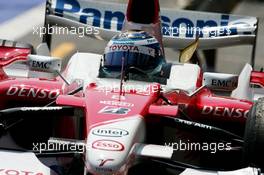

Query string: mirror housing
[203,72,238,91]
[28,54,62,73]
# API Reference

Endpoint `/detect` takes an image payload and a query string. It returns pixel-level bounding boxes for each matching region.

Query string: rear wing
[43,0,258,65]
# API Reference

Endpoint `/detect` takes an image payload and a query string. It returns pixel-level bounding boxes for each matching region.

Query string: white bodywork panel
[3,63,57,79]
[167,64,200,92]
[0,151,54,175]
[64,52,101,85]
[3,62,29,77]
[3,63,60,79]
[65,53,200,93]
[86,116,145,174]
[3,54,61,79]
[231,64,253,101]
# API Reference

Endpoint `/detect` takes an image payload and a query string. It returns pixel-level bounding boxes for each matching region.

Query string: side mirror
[28,54,62,73]
[203,72,238,91]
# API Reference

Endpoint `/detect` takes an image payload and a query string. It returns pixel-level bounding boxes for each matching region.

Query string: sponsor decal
[109,45,139,52]
[203,73,238,90]
[95,167,113,173]
[112,95,125,100]
[6,86,60,99]
[28,55,62,73]
[53,0,254,38]
[92,140,124,151]
[211,79,237,88]
[161,15,233,38]
[92,128,129,137]
[98,159,114,167]
[0,169,44,175]
[31,61,52,70]
[21,107,63,111]
[99,106,130,115]
[100,100,134,107]
[107,45,155,57]
[176,118,212,130]
[201,106,249,119]
[147,38,157,44]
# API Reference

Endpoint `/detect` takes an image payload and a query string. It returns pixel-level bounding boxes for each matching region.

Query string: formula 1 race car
[0,0,263,175]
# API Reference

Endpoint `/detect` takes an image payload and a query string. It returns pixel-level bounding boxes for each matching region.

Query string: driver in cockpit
[99,30,172,85]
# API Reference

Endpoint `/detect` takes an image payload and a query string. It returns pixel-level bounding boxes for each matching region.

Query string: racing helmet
[102,30,165,76]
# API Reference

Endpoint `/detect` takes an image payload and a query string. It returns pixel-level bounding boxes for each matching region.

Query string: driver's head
[102,30,165,75]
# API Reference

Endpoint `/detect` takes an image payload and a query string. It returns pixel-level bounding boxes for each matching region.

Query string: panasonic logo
[92,128,129,137]
[53,0,253,38]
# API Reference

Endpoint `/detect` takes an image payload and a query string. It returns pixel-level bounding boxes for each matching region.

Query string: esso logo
[92,140,124,151]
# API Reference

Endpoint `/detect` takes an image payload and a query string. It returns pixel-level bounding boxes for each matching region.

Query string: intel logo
[92,128,129,137]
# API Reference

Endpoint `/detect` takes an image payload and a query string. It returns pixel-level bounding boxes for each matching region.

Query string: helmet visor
[104,45,160,71]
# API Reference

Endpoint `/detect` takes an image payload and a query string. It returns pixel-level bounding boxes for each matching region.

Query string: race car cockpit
[99,30,172,85]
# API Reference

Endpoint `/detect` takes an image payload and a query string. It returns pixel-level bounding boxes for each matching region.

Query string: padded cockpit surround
[65,53,201,93]
[167,64,201,93]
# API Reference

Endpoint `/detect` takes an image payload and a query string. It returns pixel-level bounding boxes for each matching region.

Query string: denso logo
[202,106,249,119]
[53,0,250,38]
[0,169,43,175]
[92,140,124,151]
[92,128,129,137]
[6,86,60,99]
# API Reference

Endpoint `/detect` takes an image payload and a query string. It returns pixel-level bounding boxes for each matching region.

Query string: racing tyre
[243,97,264,171]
